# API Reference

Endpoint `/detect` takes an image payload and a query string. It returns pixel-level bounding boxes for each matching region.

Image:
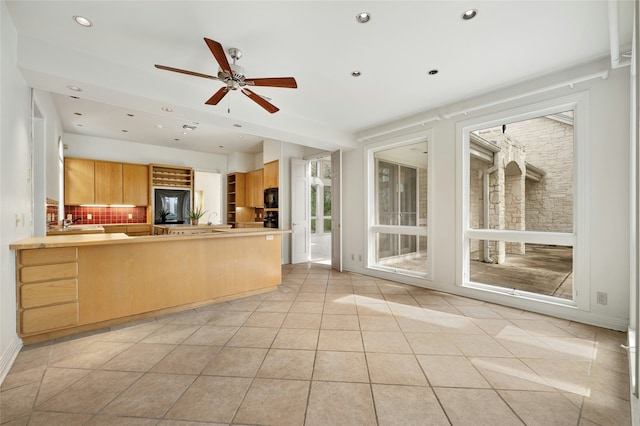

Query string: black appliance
[153,188,191,224]
[264,188,278,208]
[264,211,278,228]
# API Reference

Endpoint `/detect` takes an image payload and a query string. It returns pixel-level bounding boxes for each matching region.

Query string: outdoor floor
[0,263,630,425]
[470,245,574,299]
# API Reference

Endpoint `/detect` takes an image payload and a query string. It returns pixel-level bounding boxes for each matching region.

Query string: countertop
[10,228,290,250]
[153,224,232,230]
[46,225,105,235]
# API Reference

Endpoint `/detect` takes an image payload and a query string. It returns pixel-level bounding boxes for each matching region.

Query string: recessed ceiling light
[233,124,242,128]
[351,71,362,77]
[428,69,439,75]
[174,138,180,142]
[126,113,134,117]
[155,124,163,129]
[67,85,83,92]
[121,129,128,133]
[75,124,83,127]
[70,96,79,99]
[74,112,82,116]
[219,145,224,148]
[356,12,371,23]
[461,9,477,20]
[161,107,173,112]
[238,135,244,139]
[73,15,92,27]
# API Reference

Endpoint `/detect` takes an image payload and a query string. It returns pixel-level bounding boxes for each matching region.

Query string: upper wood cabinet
[95,161,123,205]
[263,160,279,189]
[65,158,150,206]
[123,164,149,206]
[64,158,95,205]
[246,169,264,207]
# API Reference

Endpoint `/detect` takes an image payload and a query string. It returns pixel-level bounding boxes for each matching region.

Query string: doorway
[310,158,332,264]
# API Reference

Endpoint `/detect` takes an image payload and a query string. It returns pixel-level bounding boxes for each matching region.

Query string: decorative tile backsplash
[46,204,59,226]
[64,206,147,224]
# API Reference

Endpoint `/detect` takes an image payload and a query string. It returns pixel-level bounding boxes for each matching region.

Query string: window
[461,94,588,307]
[367,140,429,277]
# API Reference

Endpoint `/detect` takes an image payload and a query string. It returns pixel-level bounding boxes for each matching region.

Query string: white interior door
[291,159,309,263]
[331,150,342,271]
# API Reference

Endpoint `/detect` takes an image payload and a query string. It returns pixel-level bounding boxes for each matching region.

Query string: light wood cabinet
[264,160,279,189]
[16,247,79,336]
[123,164,149,206]
[65,159,149,206]
[64,158,95,205]
[246,169,264,207]
[227,172,246,226]
[95,161,123,205]
[103,224,151,236]
[150,164,193,188]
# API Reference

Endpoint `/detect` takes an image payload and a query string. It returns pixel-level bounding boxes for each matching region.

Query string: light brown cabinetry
[65,158,150,206]
[150,164,193,189]
[123,164,149,205]
[246,169,264,207]
[95,161,123,204]
[264,160,279,189]
[11,232,284,342]
[227,172,246,226]
[17,247,79,336]
[103,224,152,236]
[64,158,95,205]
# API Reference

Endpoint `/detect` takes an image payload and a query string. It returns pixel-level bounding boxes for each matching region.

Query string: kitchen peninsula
[10,228,287,344]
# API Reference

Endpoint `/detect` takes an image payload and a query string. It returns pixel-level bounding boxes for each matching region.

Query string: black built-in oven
[264,211,278,228]
[264,188,278,208]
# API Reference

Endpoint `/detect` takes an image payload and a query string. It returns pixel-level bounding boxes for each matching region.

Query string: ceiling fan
[155,38,297,114]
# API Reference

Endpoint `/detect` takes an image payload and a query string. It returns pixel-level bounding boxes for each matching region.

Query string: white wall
[0,1,32,381]
[63,133,227,173]
[344,59,631,330]
[33,90,63,202]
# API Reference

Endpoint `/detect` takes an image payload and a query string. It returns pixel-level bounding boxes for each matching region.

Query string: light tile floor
[0,263,631,425]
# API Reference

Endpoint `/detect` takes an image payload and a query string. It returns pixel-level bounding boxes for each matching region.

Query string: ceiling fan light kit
[155,37,297,113]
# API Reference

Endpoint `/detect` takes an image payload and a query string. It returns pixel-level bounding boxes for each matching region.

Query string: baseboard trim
[0,334,23,385]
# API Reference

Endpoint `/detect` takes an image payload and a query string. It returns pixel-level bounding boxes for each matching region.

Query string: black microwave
[264,188,278,208]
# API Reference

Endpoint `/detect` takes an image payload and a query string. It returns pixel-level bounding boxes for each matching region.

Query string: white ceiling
[6,1,634,155]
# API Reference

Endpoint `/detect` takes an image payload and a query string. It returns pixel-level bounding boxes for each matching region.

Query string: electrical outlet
[128,213,133,219]
[87,214,92,220]
[596,292,608,305]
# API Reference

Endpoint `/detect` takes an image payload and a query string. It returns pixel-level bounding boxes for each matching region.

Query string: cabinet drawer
[20,263,77,283]
[21,279,78,309]
[20,247,77,266]
[22,303,79,334]
[104,225,127,234]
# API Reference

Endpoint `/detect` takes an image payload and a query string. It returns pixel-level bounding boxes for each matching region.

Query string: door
[331,150,342,271]
[291,159,309,263]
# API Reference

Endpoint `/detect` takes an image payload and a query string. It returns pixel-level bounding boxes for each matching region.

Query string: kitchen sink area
[46,224,105,235]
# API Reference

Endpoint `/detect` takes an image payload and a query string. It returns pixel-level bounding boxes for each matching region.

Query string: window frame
[457,92,590,310]
[365,130,433,279]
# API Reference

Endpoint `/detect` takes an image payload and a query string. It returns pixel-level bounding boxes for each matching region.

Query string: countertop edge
[10,229,291,250]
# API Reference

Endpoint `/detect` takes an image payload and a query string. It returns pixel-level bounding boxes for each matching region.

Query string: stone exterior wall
[470,113,574,263]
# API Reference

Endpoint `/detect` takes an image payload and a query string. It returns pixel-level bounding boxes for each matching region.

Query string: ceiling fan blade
[244,77,298,88]
[204,38,232,76]
[154,64,218,80]
[241,88,279,113]
[205,87,230,105]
